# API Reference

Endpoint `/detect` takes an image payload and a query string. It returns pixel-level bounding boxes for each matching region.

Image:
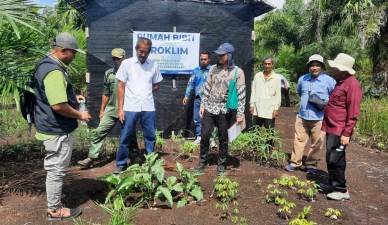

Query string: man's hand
[99,111,104,119]
[249,106,255,114]
[340,135,350,145]
[79,111,91,122]
[236,116,243,124]
[182,97,188,105]
[76,95,86,103]
[199,106,205,118]
[117,109,125,124]
[272,110,279,118]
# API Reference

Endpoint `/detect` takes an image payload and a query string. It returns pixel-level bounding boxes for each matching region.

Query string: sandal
[47,207,82,221]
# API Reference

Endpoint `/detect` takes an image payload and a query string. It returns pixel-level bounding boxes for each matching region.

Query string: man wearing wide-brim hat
[322,53,362,201]
[285,54,336,173]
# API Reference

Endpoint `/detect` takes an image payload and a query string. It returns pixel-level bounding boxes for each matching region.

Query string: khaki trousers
[290,116,324,168]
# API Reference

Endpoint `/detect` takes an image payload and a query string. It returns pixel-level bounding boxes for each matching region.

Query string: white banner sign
[133,31,200,74]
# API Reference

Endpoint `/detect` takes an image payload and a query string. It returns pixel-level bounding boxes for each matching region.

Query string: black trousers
[200,110,235,166]
[326,133,347,192]
[252,116,275,129]
[281,88,290,107]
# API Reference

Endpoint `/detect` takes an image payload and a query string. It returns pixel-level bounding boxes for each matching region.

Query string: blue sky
[33,0,56,6]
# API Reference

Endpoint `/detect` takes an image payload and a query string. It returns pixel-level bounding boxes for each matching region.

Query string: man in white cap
[78,48,138,168]
[285,54,336,172]
[322,53,362,200]
[33,32,90,220]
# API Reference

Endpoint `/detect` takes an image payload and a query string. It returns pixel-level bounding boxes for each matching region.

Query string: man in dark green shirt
[78,48,138,168]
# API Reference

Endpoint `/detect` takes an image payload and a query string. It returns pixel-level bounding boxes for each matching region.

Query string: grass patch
[356,97,388,151]
[0,108,28,138]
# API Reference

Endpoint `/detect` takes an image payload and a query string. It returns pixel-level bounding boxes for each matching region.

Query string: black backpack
[19,81,36,124]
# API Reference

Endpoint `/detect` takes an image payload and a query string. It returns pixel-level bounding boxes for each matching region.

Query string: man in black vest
[34,32,91,220]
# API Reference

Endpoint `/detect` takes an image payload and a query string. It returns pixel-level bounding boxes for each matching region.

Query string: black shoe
[193,163,207,172]
[217,165,226,176]
[317,183,334,194]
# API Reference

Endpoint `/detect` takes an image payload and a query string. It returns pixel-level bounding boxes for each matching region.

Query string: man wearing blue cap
[195,43,246,175]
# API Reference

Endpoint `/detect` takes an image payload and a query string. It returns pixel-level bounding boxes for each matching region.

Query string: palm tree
[0,0,42,39]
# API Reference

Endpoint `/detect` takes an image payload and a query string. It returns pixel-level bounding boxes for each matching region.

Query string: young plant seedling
[265,184,288,203]
[155,130,165,150]
[213,175,248,224]
[175,140,198,160]
[276,198,296,220]
[325,208,342,220]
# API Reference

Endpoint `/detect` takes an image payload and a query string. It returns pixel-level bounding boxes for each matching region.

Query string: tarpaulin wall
[85,0,273,135]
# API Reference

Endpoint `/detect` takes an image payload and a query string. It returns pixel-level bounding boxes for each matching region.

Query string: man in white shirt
[115,37,163,172]
[250,57,281,130]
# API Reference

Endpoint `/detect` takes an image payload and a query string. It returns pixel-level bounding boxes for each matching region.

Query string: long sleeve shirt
[277,74,290,89]
[184,65,211,98]
[201,65,246,117]
[250,71,281,119]
[322,75,363,137]
[102,67,119,117]
[297,73,336,121]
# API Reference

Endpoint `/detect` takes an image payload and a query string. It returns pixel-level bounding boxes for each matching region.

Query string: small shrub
[175,141,198,160]
[229,126,286,167]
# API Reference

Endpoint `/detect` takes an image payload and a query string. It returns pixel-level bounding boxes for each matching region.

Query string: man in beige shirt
[250,57,281,130]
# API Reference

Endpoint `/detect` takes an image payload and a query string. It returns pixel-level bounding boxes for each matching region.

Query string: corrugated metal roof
[65,0,273,17]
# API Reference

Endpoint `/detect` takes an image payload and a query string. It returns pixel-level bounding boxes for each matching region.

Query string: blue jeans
[116,111,156,168]
[193,97,202,137]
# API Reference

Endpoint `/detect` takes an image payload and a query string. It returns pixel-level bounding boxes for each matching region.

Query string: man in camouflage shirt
[78,48,138,168]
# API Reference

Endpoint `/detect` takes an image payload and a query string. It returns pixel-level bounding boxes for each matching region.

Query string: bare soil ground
[1,107,388,225]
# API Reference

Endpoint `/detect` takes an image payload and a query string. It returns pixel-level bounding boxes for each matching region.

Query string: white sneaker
[326,191,350,201]
[193,137,201,145]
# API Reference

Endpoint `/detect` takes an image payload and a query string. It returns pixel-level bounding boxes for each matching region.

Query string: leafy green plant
[175,140,198,160]
[276,197,296,220]
[229,126,286,167]
[296,180,319,202]
[289,218,317,225]
[155,130,164,150]
[325,208,342,220]
[286,205,313,224]
[214,176,240,220]
[273,175,301,189]
[175,162,203,208]
[99,153,203,209]
[98,196,137,225]
[265,184,288,203]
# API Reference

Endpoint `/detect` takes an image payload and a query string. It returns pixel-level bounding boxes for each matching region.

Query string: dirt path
[0,107,387,225]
